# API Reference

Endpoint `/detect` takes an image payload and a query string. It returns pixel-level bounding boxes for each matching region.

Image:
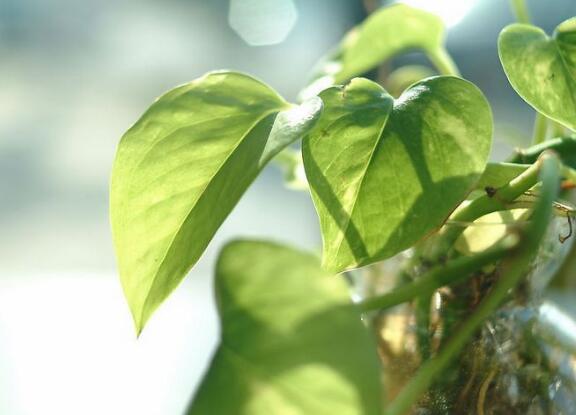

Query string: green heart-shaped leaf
[188,240,383,415]
[303,77,493,273]
[499,18,576,131]
[111,71,322,333]
[301,4,449,99]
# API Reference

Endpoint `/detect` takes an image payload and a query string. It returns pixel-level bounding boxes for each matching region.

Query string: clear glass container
[355,213,576,414]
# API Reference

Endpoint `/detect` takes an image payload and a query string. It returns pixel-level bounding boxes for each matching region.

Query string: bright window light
[398,0,478,28]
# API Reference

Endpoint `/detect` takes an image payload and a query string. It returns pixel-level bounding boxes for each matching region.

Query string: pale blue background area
[0,0,574,414]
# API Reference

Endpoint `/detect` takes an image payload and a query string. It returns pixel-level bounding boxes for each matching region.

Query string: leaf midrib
[332,103,391,267]
[128,112,252,181]
[138,105,285,327]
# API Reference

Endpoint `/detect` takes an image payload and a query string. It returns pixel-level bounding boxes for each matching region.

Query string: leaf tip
[125,295,152,339]
[130,307,147,338]
[134,324,144,339]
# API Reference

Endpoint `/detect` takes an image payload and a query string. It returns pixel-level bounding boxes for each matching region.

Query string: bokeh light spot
[228,0,298,46]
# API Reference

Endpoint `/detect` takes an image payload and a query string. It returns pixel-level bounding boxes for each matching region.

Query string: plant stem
[532,112,548,144]
[508,136,576,164]
[359,239,515,312]
[510,0,531,24]
[552,121,566,138]
[427,48,461,77]
[384,153,560,415]
[424,156,544,260]
[415,294,432,360]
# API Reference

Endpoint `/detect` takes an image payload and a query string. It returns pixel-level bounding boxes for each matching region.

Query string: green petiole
[423,156,544,260]
[384,152,561,415]
[427,48,461,77]
[532,112,548,144]
[358,237,517,313]
[510,0,531,24]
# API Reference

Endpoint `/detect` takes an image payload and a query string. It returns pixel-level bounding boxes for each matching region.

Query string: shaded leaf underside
[187,240,383,415]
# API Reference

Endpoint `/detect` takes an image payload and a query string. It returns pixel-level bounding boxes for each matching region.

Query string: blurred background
[0,0,575,413]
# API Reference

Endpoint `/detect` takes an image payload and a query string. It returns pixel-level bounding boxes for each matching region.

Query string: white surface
[0,272,218,415]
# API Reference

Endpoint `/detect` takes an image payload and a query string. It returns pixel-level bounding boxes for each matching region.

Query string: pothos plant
[110,2,576,414]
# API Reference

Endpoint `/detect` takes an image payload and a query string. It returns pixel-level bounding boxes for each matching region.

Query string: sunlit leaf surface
[188,240,383,415]
[111,71,322,333]
[303,76,493,272]
[499,18,576,131]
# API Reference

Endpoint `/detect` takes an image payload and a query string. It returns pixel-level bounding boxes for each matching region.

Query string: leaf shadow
[304,150,370,263]
[185,303,382,414]
[374,107,480,259]
[305,99,481,268]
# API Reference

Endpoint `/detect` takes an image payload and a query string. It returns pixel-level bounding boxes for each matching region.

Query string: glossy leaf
[303,77,492,272]
[499,18,576,131]
[188,240,383,415]
[301,4,449,99]
[111,71,323,333]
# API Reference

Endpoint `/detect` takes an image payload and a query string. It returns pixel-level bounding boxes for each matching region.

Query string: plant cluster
[110,2,576,414]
